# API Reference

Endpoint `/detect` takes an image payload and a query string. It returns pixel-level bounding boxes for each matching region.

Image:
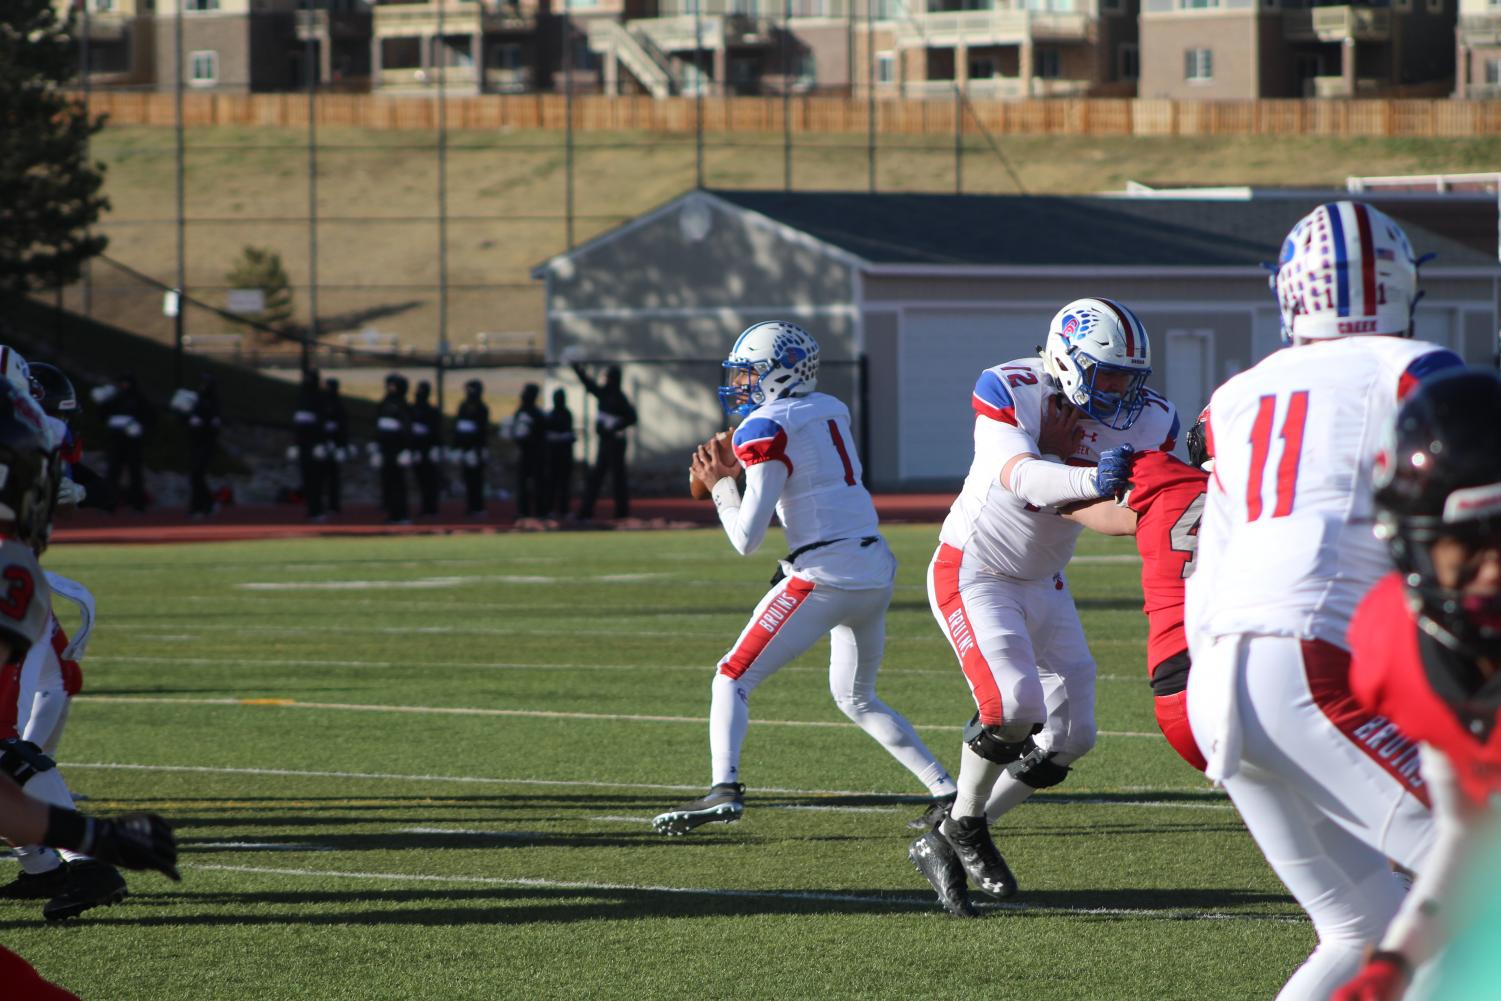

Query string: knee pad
[963,713,1038,765]
[1150,651,1192,698]
[1009,738,1071,789]
[0,738,55,786]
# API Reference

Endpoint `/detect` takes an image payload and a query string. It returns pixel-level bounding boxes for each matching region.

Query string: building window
[1179,0,1220,7]
[1184,47,1212,81]
[1035,48,1060,78]
[1119,42,1139,79]
[969,55,997,79]
[184,0,220,10]
[1486,58,1501,84]
[90,0,115,11]
[189,50,218,84]
[876,51,895,83]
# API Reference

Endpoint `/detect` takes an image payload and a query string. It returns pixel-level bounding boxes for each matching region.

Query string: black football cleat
[652,783,745,836]
[906,792,958,831]
[908,830,978,918]
[0,866,69,900]
[940,815,1018,900]
[42,860,128,921]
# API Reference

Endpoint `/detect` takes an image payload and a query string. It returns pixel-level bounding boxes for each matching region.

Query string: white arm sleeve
[1378,744,1493,965]
[710,460,788,556]
[1006,457,1102,509]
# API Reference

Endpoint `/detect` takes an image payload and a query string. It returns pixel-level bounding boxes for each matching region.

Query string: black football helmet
[0,381,60,553]
[1185,404,1212,469]
[1373,368,1501,658]
[27,363,78,424]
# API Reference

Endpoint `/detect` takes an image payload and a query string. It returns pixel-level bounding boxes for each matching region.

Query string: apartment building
[55,0,158,89]
[1139,0,1456,99]
[584,0,791,97]
[147,0,371,92]
[1456,0,1501,95]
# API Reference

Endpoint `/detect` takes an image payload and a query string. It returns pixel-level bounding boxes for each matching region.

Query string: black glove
[46,807,181,881]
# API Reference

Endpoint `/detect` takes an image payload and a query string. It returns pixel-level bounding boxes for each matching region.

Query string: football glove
[1332,953,1409,1001]
[1093,444,1135,498]
[45,808,180,881]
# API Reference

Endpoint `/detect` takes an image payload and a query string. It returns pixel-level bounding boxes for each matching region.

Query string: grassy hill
[76,125,1501,355]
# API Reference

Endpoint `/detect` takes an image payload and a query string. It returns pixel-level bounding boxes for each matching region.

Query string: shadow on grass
[0,883,1295,930]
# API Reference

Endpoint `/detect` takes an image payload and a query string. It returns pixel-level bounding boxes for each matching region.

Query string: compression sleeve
[710,460,788,556]
[1006,457,1102,509]
[1376,744,1491,966]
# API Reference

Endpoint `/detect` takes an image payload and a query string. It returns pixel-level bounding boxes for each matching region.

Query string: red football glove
[1333,953,1409,1001]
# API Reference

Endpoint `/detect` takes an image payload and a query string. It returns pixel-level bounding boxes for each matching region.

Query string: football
[689,431,735,500]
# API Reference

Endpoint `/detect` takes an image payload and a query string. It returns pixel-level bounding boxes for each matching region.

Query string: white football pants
[709,574,954,797]
[928,544,1097,820]
[18,616,71,755]
[1188,634,1435,1001]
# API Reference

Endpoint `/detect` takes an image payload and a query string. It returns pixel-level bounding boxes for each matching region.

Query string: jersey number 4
[1246,391,1309,521]
[1170,494,1207,579]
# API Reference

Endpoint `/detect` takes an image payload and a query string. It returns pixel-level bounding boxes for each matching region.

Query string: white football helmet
[1273,201,1419,344]
[719,321,820,418]
[1040,298,1152,431]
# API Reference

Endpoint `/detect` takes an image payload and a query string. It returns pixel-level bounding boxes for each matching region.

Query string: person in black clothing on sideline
[454,379,490,516]
[185,373,221,518]
[512,383,545,519]
[375,373,411,524]
[101,373,153,512]
[322,378,348,514]
[411,380,442,518]
[572,362,636,521]
[543,387,576,519]
[292,368,325,520]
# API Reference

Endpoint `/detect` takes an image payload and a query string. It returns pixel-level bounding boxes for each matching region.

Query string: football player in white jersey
[908,298,1177,916]
[651,321,956,836]
[1185,201,1464,1000]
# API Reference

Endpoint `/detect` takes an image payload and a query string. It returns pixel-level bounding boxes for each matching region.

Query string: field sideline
[5,526,1308,999]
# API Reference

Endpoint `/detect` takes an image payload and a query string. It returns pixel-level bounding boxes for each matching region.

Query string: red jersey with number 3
[1124,450,1208,673]
[1189,338,1463,649]
[1349,573,1501,809]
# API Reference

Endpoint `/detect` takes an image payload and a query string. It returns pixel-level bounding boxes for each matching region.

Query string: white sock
[984,772,1039,822]
[950,743,1003,820]
[709,672,750,787]
[15,844,64,875]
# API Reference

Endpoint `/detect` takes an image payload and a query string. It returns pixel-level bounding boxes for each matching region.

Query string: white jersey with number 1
[1188,336,1463,649]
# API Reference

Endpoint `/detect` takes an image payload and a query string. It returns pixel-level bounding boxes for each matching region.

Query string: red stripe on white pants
[931,544,1005,725]
[1301,638,1431,809]
[719,577,816,680]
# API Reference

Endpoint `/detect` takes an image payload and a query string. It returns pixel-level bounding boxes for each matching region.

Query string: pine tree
[0,0,109,293]
[225,246,294,344]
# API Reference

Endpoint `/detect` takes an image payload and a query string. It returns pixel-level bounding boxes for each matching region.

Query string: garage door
[898,307,1054,481]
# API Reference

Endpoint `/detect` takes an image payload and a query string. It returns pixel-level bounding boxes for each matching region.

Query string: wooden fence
[79,91,1501,137]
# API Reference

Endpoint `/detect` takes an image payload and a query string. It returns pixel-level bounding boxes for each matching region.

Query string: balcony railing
[1283,5,1390,41]
[894,8,1089,46]
[631,13,777,50]
[373,1,537,36]
[1460,12,1501,44]
[901,75,1090,97]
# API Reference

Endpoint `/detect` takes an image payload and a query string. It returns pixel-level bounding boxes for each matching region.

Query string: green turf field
[5,526,1308,999]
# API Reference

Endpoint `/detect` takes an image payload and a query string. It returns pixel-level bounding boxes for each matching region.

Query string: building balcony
[373,1,538,38]
[484,65,532,91]
[1459,13,1501,45]
[377,64,479,87]
[75,12,135,42]
[1283,5,1390,42]
[1305,74,1384,97]
[901,75,1090,97]
[630,13,777,52]
[893,8,1089,48]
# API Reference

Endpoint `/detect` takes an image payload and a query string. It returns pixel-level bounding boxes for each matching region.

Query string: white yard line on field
[185,863,1278,922]
[83,654,1148,684]
[71,694,1161,737]
[238,573,668,591]
[63,761,1230,807]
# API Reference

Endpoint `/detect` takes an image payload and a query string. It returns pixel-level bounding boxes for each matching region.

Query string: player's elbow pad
[1006,457,1101,509]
